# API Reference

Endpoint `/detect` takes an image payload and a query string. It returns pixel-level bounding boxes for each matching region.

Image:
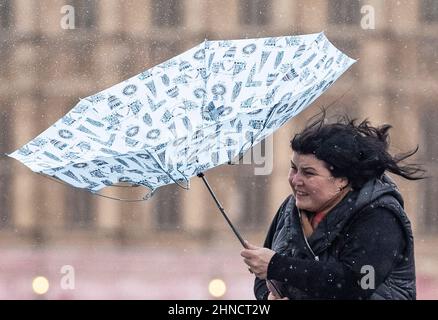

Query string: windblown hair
[291,108,426,189]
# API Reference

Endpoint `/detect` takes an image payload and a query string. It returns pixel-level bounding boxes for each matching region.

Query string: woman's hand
[240,241,276,280]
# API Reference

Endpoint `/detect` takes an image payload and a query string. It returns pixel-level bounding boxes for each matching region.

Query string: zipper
[298,208,319,261]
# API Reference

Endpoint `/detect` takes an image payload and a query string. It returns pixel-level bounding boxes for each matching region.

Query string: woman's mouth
[295,191,309,197]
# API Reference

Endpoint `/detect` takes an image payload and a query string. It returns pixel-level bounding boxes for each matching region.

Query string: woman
[241,110,426,300]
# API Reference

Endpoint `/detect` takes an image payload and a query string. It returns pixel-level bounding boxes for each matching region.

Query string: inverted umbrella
[8,33,355,294]
[9,32,354,194]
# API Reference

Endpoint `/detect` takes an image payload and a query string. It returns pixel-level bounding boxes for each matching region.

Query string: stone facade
[0,0,437,299]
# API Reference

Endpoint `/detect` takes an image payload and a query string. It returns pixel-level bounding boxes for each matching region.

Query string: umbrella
[7,32,355,295]
[8,32,354,195]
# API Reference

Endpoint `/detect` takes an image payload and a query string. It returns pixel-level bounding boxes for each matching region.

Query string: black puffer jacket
[255,175,416,300]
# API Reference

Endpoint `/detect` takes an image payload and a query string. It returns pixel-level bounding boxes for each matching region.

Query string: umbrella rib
[40,173,153,202]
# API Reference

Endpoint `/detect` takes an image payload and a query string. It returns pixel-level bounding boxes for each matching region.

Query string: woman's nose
[290,172,303,186]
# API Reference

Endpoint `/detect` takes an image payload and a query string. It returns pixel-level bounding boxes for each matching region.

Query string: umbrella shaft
[197,173,247,248]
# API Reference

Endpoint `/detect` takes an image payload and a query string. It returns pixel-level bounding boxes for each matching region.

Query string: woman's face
[288,152,348,213]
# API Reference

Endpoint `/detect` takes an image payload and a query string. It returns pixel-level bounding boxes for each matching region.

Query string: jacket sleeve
[254,196,291,300]
[266,207,406,299]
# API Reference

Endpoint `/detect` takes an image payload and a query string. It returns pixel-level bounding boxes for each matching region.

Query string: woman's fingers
[240,249,253,259]
[244,240,259,250]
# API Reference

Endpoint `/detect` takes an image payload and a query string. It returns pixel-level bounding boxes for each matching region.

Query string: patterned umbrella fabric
[8,32,355,199]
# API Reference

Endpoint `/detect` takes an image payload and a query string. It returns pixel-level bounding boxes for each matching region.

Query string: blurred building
[0,0,437,299]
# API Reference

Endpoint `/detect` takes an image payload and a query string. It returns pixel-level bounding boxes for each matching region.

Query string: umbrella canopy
[8,32,355,199]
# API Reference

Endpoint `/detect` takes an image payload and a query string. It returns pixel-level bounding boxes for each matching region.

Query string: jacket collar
[306,190,357,254]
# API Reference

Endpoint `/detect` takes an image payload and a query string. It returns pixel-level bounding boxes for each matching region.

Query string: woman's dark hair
[291,108,426,189]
